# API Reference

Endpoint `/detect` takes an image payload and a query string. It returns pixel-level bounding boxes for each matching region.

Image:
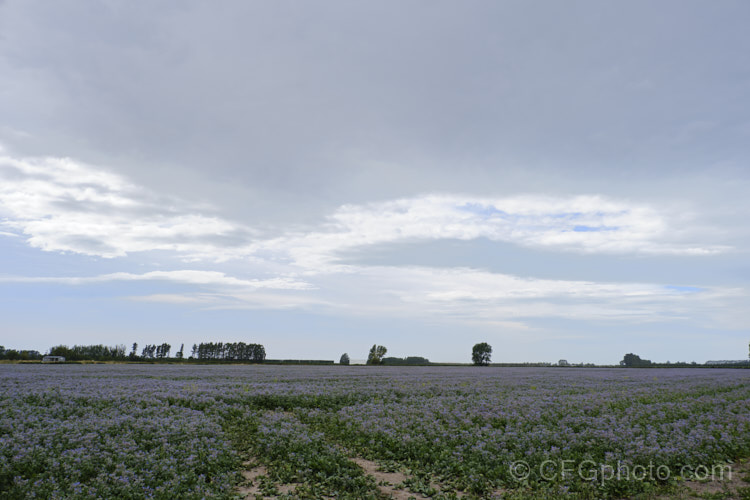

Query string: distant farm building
[42,356,65,363]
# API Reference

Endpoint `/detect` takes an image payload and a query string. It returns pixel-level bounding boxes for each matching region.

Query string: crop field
[1,364,749,499]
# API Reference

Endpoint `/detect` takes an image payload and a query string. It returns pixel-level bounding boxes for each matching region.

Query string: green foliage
[382,356,430,365]
[366,345,387,365]
[264,359,334,365]
[471,342,492,366]
[49,344,126,361]
[221,367,750,499]
[193,341,265,362]
[1,366,240,499]
[0,347,42,361]
[232,411,380,498]
[156,343,171,359]
[6,363,750,499]
[620,353,652,367]
[339,353,350,365]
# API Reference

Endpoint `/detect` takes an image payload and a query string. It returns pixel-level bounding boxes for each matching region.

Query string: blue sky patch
[459,203,508,218]
[572,225,618,232]
[665,285,704,293]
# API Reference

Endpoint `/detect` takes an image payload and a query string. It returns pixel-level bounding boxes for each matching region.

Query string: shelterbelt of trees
[34,341,267,363]
[189,342,265,362]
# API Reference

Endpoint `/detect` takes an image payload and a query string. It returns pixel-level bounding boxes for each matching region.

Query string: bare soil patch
[652,460,750,500]
[235,455,464,499]
[351,456,420,499]
[235,460,298,499]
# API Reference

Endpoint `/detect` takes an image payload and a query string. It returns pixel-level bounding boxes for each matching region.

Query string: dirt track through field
[236,457,750,499]
[235,455,446,499]
[235,460,298,498]
[654,460,750,500]
[350,456,428,500]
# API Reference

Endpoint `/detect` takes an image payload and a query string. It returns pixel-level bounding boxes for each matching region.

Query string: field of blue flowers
[1,364,749,499]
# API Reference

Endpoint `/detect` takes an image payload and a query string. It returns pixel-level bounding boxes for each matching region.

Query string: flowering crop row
[1,364,749,498]
[0,365,240,499]
[297,368,750,497]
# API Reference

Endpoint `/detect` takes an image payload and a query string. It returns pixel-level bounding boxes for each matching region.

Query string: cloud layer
[0,154,250,258]
[1,152,727,266]
[0,150,744,336]
[256,195,727,272]
[0,269,312,290]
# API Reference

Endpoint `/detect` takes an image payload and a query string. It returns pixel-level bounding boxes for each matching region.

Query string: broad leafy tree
[472,342,492,366]
[620,353,651,367]
[49,344,126,361]
[339,353,350,365]
[367,345,387,365]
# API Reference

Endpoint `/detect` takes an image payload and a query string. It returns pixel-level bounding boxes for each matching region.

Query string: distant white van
[42,356,66,363]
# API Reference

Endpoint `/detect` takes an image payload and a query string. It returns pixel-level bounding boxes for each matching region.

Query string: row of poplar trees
[190,341,266,362]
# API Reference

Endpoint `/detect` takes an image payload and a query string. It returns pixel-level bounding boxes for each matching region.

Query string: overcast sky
[1,1,749,363]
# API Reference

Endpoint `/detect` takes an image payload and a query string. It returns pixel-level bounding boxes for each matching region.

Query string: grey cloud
[52,235,119,256]
[0,153,256,258]
[337,239,750,288]
[2,1,750,362]
[2,1,750,229]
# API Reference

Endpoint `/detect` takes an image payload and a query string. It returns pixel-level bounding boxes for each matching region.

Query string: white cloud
[253,194,728,271]
[119,264,741,330]
[323,264,742,325]
[0,270,314,290]
[130,289,334,313]
[127,293,225,305]
[0,153,251,258]
[4,260,739,329]
[2,149,741,331]
[0,151,726,266]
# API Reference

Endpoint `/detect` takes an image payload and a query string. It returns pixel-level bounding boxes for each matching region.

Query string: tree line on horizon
[2,341,267,363]
[2,343,747,366]
[48,344,127,361]
[346,342,493,366]
[189,341,266,362]
[0,346,43,361]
